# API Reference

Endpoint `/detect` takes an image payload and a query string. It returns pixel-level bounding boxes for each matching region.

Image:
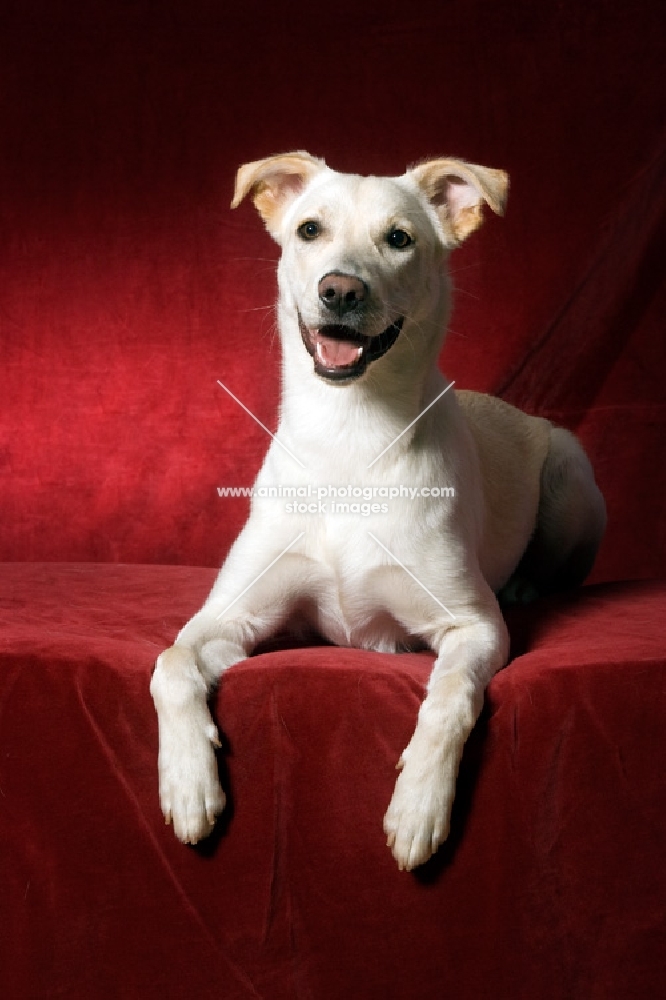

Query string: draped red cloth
[1,2,664,996]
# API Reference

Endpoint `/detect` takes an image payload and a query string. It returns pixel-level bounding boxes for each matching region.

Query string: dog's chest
[296,512,432,652]
[260,402,465,650]
[312,572,418,653]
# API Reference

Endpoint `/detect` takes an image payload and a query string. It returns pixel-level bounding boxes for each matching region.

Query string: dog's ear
[408,158,509,244]
[231,151,327,240]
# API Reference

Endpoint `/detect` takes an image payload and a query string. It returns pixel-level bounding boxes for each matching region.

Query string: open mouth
[299,317,404,382]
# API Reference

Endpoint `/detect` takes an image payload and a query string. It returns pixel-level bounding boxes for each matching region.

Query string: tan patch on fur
[457,390,552,588]
[231,151,326,236]
[410,157,509,243]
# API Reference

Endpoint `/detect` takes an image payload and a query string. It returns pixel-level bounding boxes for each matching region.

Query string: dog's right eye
[297,220,321,241]
[387,228,414,250]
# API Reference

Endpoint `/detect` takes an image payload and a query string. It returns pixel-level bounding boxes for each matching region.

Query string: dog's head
[232,152,508,384]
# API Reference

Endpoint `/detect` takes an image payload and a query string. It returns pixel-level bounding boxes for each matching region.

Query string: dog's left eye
[297,220,321,241]
[387,228,414,250]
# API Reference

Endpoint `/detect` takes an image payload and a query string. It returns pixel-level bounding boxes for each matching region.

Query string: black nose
[318,272,367,316]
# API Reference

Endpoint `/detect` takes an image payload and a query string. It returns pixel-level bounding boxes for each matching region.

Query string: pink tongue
[314,332,361,367]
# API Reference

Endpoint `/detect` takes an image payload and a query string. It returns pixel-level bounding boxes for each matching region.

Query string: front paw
[157,713,226,845]
[383,750,456,871]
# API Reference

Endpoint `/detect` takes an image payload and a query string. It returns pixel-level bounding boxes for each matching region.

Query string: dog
[150,151,606,871]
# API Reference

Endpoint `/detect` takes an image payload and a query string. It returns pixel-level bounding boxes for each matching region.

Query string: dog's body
[151,152,606,870]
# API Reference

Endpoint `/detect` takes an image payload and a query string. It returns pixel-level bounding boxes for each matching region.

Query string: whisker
[451,285,480,302]
[448,262,481,275]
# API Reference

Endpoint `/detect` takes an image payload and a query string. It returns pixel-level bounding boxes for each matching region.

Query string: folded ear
[231,151,327,240]
[408,158,509,245]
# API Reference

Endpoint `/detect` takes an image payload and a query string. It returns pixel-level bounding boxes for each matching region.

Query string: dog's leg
[383,602,508,871]
[151,540,325,844]
[150,614,251,845]
[502,426,607,602]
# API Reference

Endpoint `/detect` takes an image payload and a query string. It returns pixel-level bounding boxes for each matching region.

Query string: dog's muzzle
[299,317,404,382]
[298,271,403,381]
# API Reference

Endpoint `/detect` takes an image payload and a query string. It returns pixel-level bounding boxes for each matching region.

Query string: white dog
[151,152,606,870]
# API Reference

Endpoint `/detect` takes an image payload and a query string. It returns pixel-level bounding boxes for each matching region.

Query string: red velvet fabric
[1,0,664,579]
[2,564,665,999]
[1,1,665,997]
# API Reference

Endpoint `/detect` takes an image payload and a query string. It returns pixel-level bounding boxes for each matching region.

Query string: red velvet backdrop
[2,6,666,999]
[1,0,664,579]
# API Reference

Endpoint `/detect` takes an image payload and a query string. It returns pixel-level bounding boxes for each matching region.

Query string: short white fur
[151,152,606,871]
